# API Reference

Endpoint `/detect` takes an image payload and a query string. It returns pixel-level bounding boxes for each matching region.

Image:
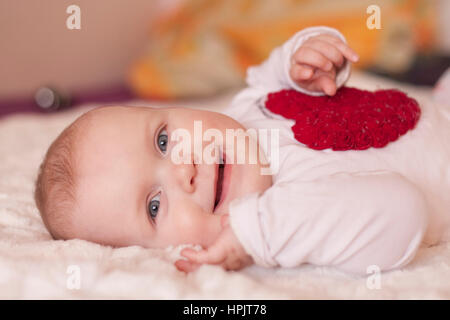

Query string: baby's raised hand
[174,214,254,273]
[290,34,359,96]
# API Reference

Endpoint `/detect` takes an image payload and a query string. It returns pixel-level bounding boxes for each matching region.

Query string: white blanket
[1,72,449,299]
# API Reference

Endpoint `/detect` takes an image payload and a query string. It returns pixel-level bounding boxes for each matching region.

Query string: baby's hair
[34,112,90,240]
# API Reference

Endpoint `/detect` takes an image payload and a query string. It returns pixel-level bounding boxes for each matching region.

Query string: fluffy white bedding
[1,72,449,299]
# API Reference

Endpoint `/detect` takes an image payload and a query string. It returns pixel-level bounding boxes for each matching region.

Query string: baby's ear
[221,214,230,228]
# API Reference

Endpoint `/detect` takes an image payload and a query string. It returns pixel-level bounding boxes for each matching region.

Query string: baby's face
[72,106,272,249]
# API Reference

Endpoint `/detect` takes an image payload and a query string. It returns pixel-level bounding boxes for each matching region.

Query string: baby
[34,27,450,275]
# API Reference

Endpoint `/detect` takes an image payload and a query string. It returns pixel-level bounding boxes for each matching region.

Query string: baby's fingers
[303,39,345,68]
[316,75,337,96]
[315,34,359,63]
[292,47,333,72]
[174,259,200,273]
[181,247,226,265]
[290,64,314,82]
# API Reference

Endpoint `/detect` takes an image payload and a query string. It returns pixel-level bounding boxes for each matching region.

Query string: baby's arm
[228,171,428,275]
[177,171,428,275]
[223,26,358,121]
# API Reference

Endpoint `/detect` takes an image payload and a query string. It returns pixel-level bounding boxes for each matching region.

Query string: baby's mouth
[213,156,225,212]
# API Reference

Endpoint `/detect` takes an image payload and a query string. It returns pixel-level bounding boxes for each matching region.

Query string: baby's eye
[156,128,168,154]
[148,193,161,221]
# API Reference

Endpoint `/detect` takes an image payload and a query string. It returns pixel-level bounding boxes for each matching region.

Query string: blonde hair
[34,114,89,240]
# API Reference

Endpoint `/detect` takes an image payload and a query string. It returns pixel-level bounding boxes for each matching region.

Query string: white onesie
[222,26,450,275]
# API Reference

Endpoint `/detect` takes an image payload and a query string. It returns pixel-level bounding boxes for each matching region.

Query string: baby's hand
[174,214,254,273]
[290,34,359,96]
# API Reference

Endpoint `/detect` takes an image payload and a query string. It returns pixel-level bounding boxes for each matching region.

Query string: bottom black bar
[1,300,446,318]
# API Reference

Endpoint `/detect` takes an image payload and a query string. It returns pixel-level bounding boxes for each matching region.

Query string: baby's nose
[173,162,196,193]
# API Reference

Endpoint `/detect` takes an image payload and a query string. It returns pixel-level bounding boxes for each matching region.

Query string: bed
[0,71,449,299]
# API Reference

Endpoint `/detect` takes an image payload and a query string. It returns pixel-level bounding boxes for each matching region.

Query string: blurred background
[0,0,449,117]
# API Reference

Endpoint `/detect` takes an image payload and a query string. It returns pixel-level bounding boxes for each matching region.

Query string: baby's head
[34,106,272,249]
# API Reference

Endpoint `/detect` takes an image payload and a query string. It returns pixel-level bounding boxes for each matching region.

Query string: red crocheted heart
[265,87,421,151]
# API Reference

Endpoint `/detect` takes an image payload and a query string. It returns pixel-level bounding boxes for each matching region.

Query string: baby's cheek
[170,204,222,246]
